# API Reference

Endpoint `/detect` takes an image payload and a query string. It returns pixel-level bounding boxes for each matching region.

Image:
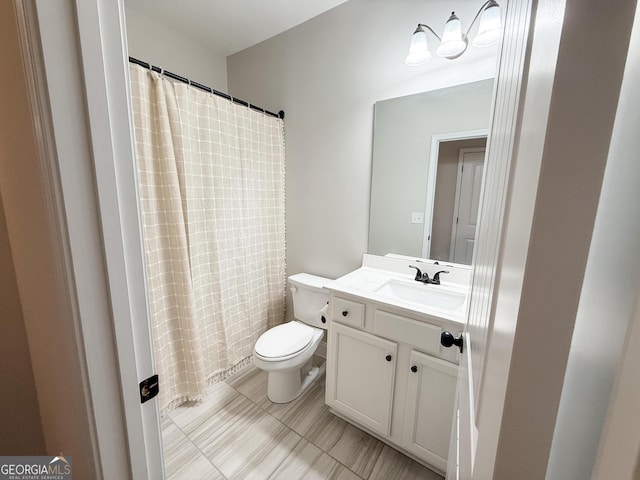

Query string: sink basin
[374,280,466,311]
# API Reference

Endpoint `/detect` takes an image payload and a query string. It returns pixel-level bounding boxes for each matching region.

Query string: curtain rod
[128,56,285,120]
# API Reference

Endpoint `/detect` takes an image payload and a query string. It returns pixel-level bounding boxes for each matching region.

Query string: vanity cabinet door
[326,322,397,436]
[403,349,458,473]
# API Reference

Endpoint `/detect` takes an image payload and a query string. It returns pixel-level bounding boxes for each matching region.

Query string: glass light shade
[405,27,432,66]
[436,13,467,58]
[472,3,502,47]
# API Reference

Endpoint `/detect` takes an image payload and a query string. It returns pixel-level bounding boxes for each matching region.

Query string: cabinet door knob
[321,315,327,324]
[385,354,392,362]
[410,365,418,373]
[342,310,349,317]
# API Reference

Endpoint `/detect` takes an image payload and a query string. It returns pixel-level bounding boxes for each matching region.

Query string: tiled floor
[162,360,444,480]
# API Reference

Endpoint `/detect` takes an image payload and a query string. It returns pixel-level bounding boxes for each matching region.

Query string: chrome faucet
[409,266,450,285]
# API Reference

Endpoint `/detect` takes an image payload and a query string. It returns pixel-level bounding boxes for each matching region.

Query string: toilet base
[267,360,326,403]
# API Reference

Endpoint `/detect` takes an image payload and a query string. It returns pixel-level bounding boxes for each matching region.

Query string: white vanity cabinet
[325,291,460,474]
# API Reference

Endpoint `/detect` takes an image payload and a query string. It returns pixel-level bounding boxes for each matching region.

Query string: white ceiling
[125,0,350,56]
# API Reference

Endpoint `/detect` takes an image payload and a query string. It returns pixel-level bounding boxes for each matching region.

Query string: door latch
[139,374,159,403]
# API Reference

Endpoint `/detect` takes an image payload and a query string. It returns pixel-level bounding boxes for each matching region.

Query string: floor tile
[161,417,224,480]
[226,364,268,404]
[269,439,362,480]
[163,361,448,480]
[259,376,329,436]
[368,445,444,480]
[169,380,240,434]
[305,410,384,479]
[188,394,301,479]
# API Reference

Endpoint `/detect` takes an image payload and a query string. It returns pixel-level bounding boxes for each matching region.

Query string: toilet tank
[288,273,332,329]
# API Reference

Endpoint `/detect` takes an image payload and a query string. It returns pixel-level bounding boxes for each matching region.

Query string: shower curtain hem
[159,355,254,416]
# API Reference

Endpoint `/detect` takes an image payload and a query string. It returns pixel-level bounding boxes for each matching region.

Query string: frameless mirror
[368,79,494,264]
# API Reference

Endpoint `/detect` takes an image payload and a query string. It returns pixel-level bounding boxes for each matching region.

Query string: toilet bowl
[253,273,331,403]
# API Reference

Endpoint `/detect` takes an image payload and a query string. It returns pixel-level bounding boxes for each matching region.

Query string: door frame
[472,0,638,477]
[13,0,163,477]
[422,129,488,259]
[72,0,164,477]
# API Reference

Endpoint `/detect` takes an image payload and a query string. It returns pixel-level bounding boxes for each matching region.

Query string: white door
[326,322,397,436]
[445,332,476,480]
[444,1,538,477]
[450,148,485,264]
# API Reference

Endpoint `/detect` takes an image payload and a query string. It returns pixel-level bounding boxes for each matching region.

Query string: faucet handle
[410,265,431,283]
[409,265,423,281]
[431,270,450,285]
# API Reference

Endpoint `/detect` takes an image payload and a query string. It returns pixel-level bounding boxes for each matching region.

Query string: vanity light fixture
[405,0,502,66]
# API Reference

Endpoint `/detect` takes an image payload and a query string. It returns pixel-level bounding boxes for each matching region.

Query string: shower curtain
[129,64,286,413]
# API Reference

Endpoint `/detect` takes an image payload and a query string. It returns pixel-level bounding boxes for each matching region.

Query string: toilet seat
[254,321,315,360]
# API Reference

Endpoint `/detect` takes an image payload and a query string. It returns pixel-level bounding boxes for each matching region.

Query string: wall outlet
[411,212,424,224]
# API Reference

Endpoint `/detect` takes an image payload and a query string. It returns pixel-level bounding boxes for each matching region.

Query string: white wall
[125,5,228,91]
[227,0,498,303]
[593,293,640,479]
[546,2,640,478]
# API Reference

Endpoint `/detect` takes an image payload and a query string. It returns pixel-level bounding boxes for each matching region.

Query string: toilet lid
[255,321,314,358]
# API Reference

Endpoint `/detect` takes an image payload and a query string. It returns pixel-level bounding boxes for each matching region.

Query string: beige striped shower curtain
[129,64,286,413]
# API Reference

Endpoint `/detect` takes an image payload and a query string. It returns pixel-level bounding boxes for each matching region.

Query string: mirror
[368,79,494,264]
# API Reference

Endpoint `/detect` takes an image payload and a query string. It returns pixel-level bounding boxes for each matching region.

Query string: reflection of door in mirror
[452,147,485,263]
[431,139,486,264]
[368,80,494,263]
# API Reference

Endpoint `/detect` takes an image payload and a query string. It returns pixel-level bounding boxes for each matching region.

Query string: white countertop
[325,265,469,325]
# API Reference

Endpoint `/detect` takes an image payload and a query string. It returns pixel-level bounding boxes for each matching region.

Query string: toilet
[253,273,331,403]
